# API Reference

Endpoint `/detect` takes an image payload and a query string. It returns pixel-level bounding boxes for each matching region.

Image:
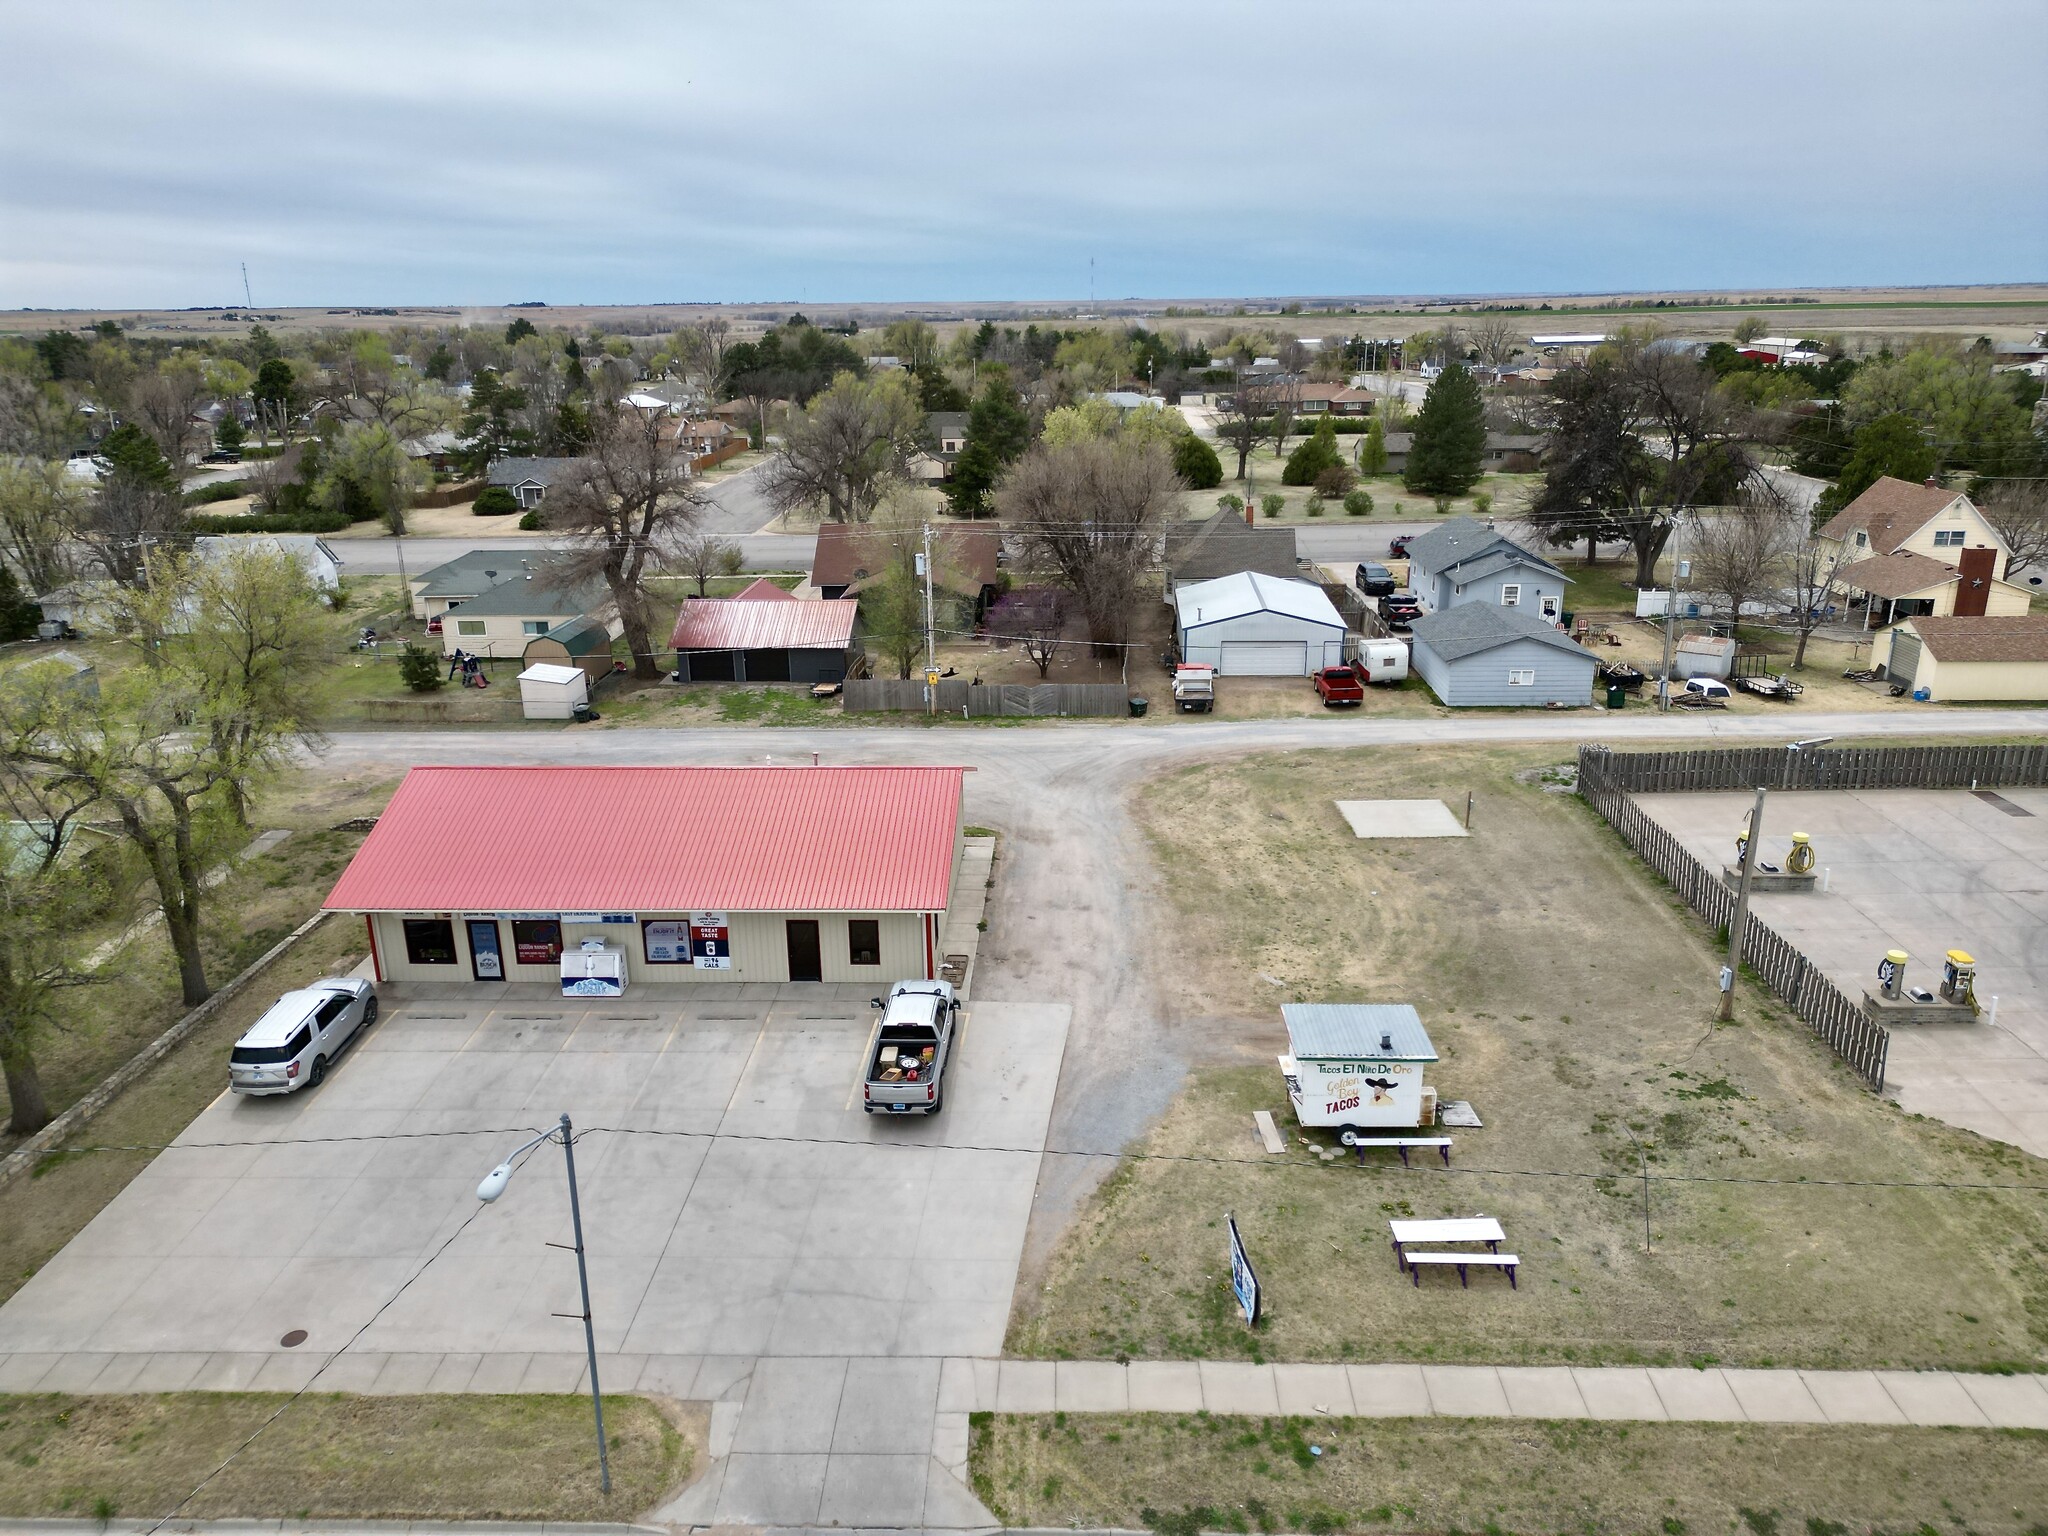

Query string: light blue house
[1407,603,1598,707]
[1404,516,1571,623]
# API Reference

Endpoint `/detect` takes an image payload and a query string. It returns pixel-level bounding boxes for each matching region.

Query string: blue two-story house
[1403,516,1572,624]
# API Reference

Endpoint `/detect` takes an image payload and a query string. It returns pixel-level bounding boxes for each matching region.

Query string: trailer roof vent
[1380,1031,1393,1051]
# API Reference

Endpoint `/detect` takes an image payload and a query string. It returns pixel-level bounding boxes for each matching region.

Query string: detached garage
[1408,603,1597,707]
[324,765,965,989]
[1175,571,1347,676]
[670,593,860,683]
[1873,615,2048,700]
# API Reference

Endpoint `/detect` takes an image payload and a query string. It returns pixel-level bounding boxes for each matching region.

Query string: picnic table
[1388,1216,1518,1289]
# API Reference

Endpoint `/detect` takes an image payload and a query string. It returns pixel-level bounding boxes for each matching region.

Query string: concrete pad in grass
[1336,798,1469,837]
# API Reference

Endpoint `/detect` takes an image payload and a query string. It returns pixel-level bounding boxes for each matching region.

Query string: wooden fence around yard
[844,679,1133,717]
[1579,741,2048,797]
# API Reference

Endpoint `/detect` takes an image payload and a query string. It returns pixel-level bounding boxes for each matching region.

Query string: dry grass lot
[971,1412,2048,1536]
[0,1392,696,1520]
[1010,745,2048,1370]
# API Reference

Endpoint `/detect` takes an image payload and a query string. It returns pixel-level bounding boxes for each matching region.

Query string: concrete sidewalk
[6,1350,2043,1530]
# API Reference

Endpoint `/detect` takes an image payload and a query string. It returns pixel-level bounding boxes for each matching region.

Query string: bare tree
[760,372,923,523]
[0,375,81,459]
[986,587,1070,678]
[675,529,743,596]
[0,763,101,1134]
[1265,374,1300,459]
[1981,480,2048,580]
[1684,504,1796,633]
[130,363,210,468]
[674,318,733,384]
[1213,372,1266,482]
[78,464,186,587]
[549,399,703,680]
[1468,316,1522,374]
[242,443,304,517]
[996,438,1181,654]
[0,460,85,595]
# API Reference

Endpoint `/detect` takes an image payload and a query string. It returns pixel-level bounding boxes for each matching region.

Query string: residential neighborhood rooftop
[1894,614,2048,663]
[1405,601,1588,661]
[670,594,859,651]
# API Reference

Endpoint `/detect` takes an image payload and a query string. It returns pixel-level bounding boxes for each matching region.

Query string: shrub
[1344,489,1374,517]
[1260,492,1285,519]
[1171,432,1223,490]
[1433,494,1453,514]
[1474,491,1494,514]
[186,507,352,534]
[182,480,248,506]
[1313,463,1356,497]
[1304,493,1325,517]
[473,485,521,516]
[1216,492,1245,514]
[1282,419,1343,485]
[518,509,544,530]
[398,643,444,693]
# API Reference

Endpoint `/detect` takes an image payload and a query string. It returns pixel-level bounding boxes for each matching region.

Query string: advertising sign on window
[690,911,732,969]
[643,921,689,964]
[511,919,562,967]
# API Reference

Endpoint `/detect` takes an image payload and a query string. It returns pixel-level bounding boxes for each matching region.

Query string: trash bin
[1606,682,1627,709]
[571,701,593,723]
[1128,696,1149,718]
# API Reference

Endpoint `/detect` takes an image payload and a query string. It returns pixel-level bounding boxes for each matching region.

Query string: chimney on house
[1924,478,1940,489]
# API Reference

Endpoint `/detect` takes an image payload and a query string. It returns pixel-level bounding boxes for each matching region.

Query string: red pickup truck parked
[1313,666,1366,707]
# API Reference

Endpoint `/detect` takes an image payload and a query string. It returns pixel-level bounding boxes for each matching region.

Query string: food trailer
[1278,1002,1439,1132]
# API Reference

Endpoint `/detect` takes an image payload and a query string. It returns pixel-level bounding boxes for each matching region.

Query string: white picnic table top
[1389,1217,1505,1246]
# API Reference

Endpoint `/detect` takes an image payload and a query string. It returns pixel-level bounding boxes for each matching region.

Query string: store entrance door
[785,919,822,982]
[466,919,504,981]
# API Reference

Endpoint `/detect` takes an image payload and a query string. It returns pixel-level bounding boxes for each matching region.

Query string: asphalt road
[313,706,2048,1285]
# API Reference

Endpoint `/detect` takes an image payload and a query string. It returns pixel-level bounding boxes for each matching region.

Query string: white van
[228,979,379,1095]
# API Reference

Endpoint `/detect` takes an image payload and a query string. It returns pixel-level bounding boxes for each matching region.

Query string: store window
[402,918,458,965]
[848,919,881,967]
[511,919,562,966]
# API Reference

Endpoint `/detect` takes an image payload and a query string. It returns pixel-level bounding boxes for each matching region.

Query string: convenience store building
[323,765,966,990]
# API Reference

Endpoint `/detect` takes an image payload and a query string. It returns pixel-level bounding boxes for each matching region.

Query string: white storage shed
[517,662,589,719]
[1174,571,1347,676]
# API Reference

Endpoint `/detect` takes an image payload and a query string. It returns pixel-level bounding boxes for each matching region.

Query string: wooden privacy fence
[1579,741,2048,797]
[1577,750,1893,1090]
[844,679,1132,717]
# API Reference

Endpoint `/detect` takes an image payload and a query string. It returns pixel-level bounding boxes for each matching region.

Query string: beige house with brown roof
[1818,476,2023,625]
[1871,615,2048,700]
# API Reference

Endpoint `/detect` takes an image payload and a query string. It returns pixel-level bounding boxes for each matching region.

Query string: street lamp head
[477,1161,515,1203]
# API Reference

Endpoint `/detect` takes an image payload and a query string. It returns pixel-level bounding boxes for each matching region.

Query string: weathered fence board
[1579,742,2048,797]
[1577,747,1896,1090]
[844,679,1131,717]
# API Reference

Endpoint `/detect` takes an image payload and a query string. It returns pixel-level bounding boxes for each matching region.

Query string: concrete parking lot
[1635,787,2048,1155]
[0,984,1067,1363]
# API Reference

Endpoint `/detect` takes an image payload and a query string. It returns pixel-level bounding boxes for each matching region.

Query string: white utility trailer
[1279,1003,1439,1132]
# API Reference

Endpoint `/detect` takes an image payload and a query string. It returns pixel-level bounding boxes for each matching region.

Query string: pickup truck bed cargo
[863,979,959,1115]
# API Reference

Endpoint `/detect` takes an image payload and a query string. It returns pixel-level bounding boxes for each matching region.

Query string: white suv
[228,979,379,1095]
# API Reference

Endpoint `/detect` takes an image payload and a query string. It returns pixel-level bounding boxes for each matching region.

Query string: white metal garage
[1175,571,1347,676]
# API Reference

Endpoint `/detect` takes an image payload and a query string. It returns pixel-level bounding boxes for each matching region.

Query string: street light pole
[478,1114,610,1495]
[1720,786,1767,1023]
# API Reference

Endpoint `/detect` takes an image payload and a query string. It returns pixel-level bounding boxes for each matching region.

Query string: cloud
[1,0,2042,306]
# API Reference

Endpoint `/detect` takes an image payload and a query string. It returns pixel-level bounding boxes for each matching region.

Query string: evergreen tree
[1358,413,1390,476]
[1403,364,1487,496]
[1171,432,1223,489]
[1282,418,1343,485]
[947,374,1031,514]
[98,423,177,491]
[0,564,42,641]
[505,316,538,345]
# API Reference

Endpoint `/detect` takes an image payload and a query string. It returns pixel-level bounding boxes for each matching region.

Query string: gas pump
[1939,950,1979,1014]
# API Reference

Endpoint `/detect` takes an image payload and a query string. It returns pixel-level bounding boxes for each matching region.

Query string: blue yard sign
[1226,1213,1260,1327]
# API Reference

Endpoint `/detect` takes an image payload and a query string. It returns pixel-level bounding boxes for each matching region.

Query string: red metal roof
[670,596,858,651]
[324,766,963,914]
[731,577,796,602]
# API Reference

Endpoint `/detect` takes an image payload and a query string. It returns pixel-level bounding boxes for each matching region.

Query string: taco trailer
[1279,1003,1439,1131]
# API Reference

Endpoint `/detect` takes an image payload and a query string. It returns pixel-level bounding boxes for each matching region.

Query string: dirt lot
[970,1411,2048,1536]
[1008,744,2048,1370]
[0,1392,695,1520]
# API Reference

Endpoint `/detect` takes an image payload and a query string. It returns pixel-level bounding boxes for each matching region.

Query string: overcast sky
[3,0,2043,309]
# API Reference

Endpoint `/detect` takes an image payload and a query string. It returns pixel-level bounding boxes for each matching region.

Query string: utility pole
[1720,786,1767,1022]
[920,522,936,717]
[241,262,253,310]
[1659,514,1687,712]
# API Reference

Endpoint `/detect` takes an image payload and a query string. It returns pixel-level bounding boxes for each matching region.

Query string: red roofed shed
[669,595,859,683]
[328,765,964,987]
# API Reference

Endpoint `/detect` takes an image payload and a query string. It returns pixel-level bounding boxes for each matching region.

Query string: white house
[193,534,344,592]
[1174,571,1347,676]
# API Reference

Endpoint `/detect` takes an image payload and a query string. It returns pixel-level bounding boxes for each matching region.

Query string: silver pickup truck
[861,979,959,1116]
